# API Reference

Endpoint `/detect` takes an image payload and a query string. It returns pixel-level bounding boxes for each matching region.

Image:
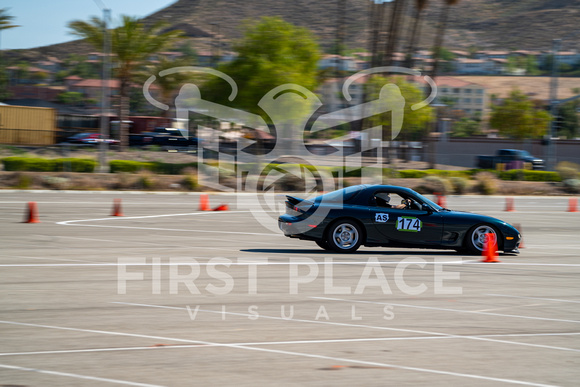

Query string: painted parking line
[2,331,580,358]
[55,210,284,237]
[114,302,580,354]
[486,294,580,304]
[0,363,162,387]
[0,320,557,387]
[312,296,580,324]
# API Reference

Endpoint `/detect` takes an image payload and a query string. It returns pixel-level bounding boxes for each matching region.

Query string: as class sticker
[396,216,422,232]
[375,213,389,223]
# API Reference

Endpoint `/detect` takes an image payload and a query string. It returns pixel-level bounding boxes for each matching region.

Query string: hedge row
[2,157,97,173]
[109,160,198,174]
[0,157,564,182]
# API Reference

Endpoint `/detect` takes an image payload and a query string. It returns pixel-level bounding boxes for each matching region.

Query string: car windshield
[412,191,444,211]
[71,133,91,139]
[317,185,364,203]
[518,150,531,157]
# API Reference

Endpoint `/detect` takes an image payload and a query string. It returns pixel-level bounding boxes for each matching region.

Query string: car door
[369,192,444,246]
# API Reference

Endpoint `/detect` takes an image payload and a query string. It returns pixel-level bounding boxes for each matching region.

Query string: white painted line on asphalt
[0,259,471,268]
[0,363,162,387]
[55,210,283,237]
[0,319,558,387]
[486,294,580,304]
[2,259,580,268]
[312,297,580,325]
[114,302,580,354]
[3,332,579,358]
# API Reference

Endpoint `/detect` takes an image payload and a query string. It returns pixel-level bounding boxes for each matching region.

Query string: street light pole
[93,0,111,173]
[547,38,560,171]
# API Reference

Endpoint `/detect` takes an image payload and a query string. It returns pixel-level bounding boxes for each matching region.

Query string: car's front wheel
[466,224,499,255]
[327,220,362,253]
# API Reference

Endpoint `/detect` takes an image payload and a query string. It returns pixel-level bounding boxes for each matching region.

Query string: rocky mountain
[8,0,580,61]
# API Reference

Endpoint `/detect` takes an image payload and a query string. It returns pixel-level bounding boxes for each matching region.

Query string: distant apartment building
[318,55,359,72]
[435,76,488,117]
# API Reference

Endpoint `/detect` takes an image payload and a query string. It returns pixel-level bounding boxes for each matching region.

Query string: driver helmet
[376,192,391,203]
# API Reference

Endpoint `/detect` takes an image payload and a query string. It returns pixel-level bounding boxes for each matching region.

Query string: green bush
[399,169,428,178]
[181,174,199,190]
[415,175,453,195]
[562,179,580,193]
[499,169,560,182]
[109,160,155,173]
[556,162,580,180]
[2,157,96,172]
[53,158,97,173]
[450,176,469,195]
[474,172,499,195]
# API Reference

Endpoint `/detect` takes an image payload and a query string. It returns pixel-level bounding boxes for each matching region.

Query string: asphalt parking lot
[0,191,579,386]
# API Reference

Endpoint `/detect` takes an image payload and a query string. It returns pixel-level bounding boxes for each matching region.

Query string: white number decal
[396,216,422,232]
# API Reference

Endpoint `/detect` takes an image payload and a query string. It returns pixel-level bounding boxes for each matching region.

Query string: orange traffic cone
[437,195,447,207]
[505,197,515,212]
[111,198,123,217]
[212,204,229,211]
[568,198,578,213]
[199,194,210,211]
[23,202,40,223]
[481,233,500,263]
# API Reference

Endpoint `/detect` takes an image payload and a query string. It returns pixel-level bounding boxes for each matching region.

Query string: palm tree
[138,57,198,118]
[429,0,460,79]
[405,0,429,68]
[0,8,19,99]
[383,0,407,67]
[68,15,183,148]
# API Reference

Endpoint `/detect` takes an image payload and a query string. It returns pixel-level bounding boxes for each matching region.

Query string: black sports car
[278,185,521,254]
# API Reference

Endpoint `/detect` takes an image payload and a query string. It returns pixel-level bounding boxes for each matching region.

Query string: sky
[1,0,176,50]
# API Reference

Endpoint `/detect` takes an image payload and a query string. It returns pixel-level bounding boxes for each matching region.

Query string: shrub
[450,176,469,195]
[399,169,428,178]
[2,157,97,172]
[109,160,155,173]
[415,175,453,195]
[562,179,580,194]
[556,162,580,181]
[181,174,199,191]
[136,172,157,190]
[42,176,70,190]
[15,173,33,189]
[474,172,499,195]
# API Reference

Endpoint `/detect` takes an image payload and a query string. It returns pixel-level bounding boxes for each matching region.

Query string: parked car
[67,133,120,145]
[476,149,544,170]
[279,185,521,254]
[129,127,200,147]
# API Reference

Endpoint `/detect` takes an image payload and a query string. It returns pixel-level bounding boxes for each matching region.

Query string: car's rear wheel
[315,240,331,250]
[466,224,499,254]
[327,220,362,253]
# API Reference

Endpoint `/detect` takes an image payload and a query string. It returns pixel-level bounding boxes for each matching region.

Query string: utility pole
[93,0,111,173]
[547,39,560,171]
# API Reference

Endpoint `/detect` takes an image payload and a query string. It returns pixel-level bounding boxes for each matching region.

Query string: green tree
[451,117,481,137]
[489,89,551,140]
[366,75,433,141]
[556,102,579,139]
[68,15,183,148]
[57,91,85,106]
[201,17,321,118]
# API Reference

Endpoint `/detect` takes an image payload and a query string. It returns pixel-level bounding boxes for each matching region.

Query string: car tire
[315,240,331,251]
[466,224,499,255]
[326,220,363,253]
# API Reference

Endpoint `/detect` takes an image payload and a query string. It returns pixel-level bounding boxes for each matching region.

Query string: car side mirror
[421,204,432,213]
